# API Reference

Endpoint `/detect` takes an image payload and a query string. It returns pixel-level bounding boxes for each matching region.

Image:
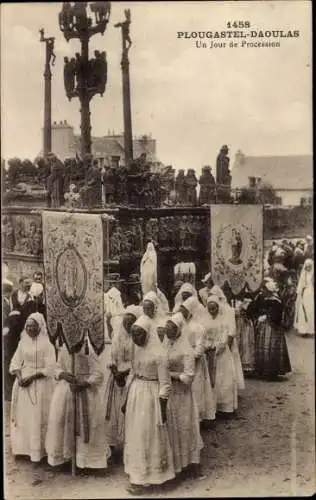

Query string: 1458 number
[227,21,251,29]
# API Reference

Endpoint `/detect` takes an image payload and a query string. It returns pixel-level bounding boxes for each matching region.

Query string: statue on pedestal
[47,154,65,208]
[185,169,198,206]
[175,169,186,205]
[216,145,231,202]
[199,165,216,204]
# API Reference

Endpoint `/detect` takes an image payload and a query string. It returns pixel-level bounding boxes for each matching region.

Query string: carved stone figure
[175,170,186,205]
[47,38,56,66]
[73,2,88,30]
[121,230,133,255]
[109,225,122,261]
[81,159,102,208]
[115,166,128,205]
[145,218,159,245]
[179,216,187,249]
[104,167,116,204]
[166,216,177,249]
[131,218,144,253]
[59,2,74,34]
[47,155,65,208]
[88,50,107,96]
[216,145,230,185]
[90,2,111,24]
[185,169,198,206]
[64,56,77,99]
[114,9,132,54]
[158,217,169,249]
[199,165,216,204]
[2,217,15,252]
[32,226,43,256]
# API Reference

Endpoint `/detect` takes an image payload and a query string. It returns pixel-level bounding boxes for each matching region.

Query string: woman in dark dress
[247,278,291,380]
[271,263,297,331]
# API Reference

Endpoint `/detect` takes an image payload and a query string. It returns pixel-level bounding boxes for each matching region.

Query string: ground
[4,330,315,499]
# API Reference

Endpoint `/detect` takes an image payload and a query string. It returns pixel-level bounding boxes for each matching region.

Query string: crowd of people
[2,234,314,495]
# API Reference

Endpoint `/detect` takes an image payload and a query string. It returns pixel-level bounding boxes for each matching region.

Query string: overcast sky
[1,1,312,172]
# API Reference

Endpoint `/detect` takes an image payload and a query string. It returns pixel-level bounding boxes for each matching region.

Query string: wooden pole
[71,352,76,476]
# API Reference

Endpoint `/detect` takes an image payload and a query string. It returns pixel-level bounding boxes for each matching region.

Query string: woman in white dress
[104,305,141,456]
[180,297,216,424]
[204,295,238,417]
[210,285,245,391]
[294,258,314,336]
[10,312,55,463]
[164,313,204,475]
[124,315,175,494]
[46,342,110,470]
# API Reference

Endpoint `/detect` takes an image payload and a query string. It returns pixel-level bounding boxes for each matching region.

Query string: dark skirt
[255,321,291,378]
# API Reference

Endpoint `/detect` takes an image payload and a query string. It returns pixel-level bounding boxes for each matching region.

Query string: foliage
[237,182,278,205]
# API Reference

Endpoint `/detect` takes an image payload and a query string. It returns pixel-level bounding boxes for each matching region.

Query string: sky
[1,1,312,173]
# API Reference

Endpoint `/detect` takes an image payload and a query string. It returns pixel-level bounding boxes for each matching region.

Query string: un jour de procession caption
[177,22,300,49]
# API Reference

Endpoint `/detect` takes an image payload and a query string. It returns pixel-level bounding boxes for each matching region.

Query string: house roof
[232,154,313,190]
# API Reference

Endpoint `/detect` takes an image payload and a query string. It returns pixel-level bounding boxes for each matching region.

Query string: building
[50,120,160,168]
[51,120,76,160]
[232,150,313,206]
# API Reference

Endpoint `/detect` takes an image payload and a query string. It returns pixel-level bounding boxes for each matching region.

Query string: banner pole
[71,352,76,476]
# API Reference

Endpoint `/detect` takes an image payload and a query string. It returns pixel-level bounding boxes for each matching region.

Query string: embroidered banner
[210,205,263,295]
[42,211,105,354]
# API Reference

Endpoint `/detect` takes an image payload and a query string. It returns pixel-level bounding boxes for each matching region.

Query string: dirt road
[4,330,315,499]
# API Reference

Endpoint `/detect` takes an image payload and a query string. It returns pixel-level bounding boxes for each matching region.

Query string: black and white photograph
[1,1,314,498]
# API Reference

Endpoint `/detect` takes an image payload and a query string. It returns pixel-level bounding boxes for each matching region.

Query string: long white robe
[46,345,110,468]
[10,332,55,462]
[294,260,314,335]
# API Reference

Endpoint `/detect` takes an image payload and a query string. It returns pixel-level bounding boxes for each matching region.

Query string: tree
[237,181,277,205]
[7,157,23,185]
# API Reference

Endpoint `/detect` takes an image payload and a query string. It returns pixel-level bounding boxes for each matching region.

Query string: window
[248,176,256,187]
[307,196,313,206]
[275,196,282,205]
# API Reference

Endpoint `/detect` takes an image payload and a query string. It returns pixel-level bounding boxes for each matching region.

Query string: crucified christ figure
[114,9,132,53]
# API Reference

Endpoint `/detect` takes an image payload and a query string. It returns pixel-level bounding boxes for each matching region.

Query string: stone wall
[2,205,313,299]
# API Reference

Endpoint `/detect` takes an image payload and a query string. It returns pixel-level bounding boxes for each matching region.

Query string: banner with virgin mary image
[42,211,105,354]
[210,205,263,295]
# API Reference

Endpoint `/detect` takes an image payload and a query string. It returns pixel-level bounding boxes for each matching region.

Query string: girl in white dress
[46,342,110,470]
[294,259,314,336]
[104,305,141,455]
[173,282,200,313]
[164,313,204,475]
[210,285,245,391]
[124,315,175,494]
[204,295,238,417]
[141,290,168,340]
[180,297,216,424]
[10,312,55,463]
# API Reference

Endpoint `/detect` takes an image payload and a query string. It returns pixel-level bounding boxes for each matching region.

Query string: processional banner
[210,205,263,296]
[42,211,104,354]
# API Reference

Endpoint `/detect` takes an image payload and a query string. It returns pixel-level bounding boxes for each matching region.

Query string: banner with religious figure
[42,211,105,354]
[210,205,263,295]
